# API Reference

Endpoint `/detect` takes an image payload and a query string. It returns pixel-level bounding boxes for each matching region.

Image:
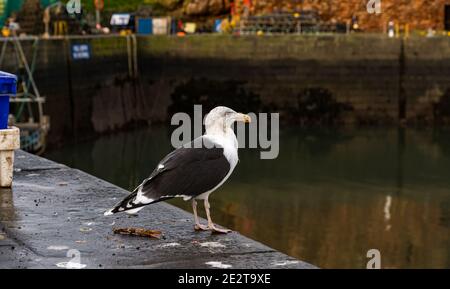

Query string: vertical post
[132,35,138,78]
[96,9,101,28]
[43,7,50,39]
[0,127,20,187]
[94,0,104,28]
[404,24,409,39]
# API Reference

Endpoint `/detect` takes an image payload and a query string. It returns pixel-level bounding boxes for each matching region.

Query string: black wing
[107,137,230,214]
[142,146,230,199]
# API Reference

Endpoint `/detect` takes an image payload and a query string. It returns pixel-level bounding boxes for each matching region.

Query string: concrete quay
[0,150,316,269]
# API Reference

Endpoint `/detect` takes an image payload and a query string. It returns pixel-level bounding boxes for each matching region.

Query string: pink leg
[204,198,231,234]
[192,199,208,231]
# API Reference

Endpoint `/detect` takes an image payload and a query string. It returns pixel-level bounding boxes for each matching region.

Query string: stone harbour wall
[1,34,450,147]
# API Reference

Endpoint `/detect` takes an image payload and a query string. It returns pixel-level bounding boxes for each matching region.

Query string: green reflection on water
[44,126,450,268]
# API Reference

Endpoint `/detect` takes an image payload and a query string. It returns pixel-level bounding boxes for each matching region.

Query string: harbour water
[45,126,450,268]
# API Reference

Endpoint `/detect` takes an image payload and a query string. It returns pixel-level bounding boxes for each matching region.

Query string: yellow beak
[239,113,251,123]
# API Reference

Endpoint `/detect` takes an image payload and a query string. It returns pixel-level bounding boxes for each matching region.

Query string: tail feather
[104,191,145,216]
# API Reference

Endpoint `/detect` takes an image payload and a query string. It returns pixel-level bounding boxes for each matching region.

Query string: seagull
[104,106,251,234]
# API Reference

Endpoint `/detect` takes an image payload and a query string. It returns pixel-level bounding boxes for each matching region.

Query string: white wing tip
[104,209,114,216]
[124,207,144,215]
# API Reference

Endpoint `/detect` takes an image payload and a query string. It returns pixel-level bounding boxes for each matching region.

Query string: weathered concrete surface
[0,150,316,269]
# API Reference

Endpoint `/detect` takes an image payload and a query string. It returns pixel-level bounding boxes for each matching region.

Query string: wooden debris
[113,227,162,239]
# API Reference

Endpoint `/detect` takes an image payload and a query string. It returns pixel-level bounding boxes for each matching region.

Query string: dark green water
[44,126,450,268]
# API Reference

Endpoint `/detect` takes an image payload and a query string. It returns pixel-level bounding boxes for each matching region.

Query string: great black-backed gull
[104,106,251,234]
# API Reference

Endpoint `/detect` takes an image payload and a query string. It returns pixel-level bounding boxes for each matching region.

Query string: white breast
[205,129,239,168]
[195,129,239,200]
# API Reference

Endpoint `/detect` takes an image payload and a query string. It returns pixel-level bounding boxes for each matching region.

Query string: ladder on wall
[0,35,49,154]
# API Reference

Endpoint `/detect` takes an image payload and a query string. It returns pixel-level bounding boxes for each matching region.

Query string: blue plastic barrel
[0,71,17,129]
[137,18,152,35]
